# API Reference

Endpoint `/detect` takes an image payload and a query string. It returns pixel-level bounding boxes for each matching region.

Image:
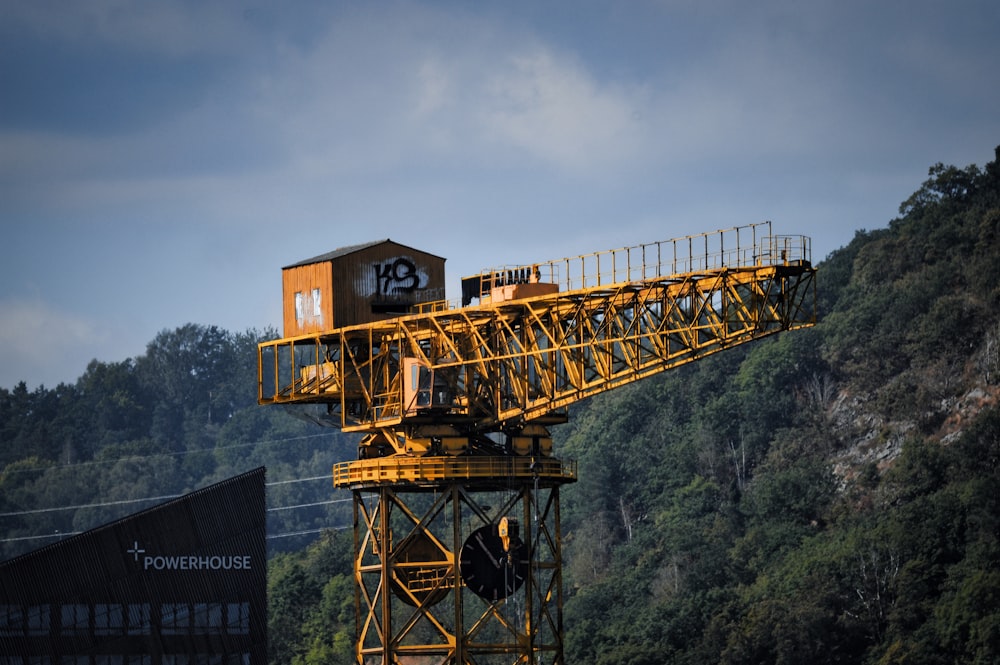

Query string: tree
[136,324,239,449]
[897,162,985,218]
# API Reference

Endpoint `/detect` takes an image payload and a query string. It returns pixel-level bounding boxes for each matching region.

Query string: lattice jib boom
[258,227,816,440]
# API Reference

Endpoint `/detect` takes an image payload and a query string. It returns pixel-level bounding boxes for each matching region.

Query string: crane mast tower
[258,221,816,664]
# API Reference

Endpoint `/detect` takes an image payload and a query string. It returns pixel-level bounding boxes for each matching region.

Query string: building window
[294,289,323,327]
[25,605,50,636]
[94,656,123,665]
[208,603,224,630]
[24,657,50,665]
[226,602,250,634]
[312,288,322,319]
[192,603,224,632]
[0,604,24,636]
[161,603,190,634]
[94,603,124,635]
[126,603,151,635]
[188,603,223,632]
[90,653,146,665]
[164,602,230,635]
[192,657,224,665]
[61,604,88,634]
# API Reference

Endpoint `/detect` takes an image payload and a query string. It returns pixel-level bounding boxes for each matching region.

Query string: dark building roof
[0,467,267,662]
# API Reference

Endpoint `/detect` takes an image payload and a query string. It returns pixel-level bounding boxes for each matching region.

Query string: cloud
[2,0,997,393]
[196,4,656,184]
[0,0,261,58]
[0,299,108,389]
[1,1,868,223]
[478,50,648,175]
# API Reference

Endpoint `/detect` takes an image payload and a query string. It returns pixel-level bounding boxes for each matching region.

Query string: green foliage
[268,531,353,665]
[0,324,355,563]
[897,162,985,218]
[558,146,1000,665]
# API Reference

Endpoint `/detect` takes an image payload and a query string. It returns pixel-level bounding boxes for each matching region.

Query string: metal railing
[333,455,578,488]
[470,222,811,296]
[259,223,815,406]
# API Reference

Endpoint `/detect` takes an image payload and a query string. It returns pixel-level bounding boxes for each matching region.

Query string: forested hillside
[2,147,999,664]
[0,325,357,560]
[553,150,1000,664]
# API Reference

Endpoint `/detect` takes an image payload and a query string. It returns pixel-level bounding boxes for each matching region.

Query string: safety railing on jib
[472,222,812,296]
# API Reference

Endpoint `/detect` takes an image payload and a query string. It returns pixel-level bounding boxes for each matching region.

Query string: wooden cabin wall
[332,246,446,327]
[282,260,333,336]
[281,242,446,335]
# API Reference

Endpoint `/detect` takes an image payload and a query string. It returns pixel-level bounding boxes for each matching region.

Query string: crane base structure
[258,222,817,664]
[345,460,573,664]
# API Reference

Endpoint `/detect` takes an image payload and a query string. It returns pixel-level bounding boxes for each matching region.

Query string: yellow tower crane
[258,221,816,664]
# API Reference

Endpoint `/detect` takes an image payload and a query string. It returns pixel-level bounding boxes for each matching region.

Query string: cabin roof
[282,239,445,269]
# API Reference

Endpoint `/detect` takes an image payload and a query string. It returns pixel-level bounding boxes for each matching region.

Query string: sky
[1,0,998,391]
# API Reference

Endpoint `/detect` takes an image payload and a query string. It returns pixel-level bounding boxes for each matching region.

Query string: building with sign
[0,467,267,664]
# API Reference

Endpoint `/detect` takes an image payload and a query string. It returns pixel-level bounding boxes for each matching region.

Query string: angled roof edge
[282,239,446,269]
[0,466,266,570]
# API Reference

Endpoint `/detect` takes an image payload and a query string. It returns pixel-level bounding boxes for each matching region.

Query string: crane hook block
[498,516,521,554]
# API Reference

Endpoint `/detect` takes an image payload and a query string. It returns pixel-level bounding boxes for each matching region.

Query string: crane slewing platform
[257,221,816,664]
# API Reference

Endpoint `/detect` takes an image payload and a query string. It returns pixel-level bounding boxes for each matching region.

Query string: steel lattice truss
[259,262,816,438]
[354,483,566,664]
[257,226,816,664]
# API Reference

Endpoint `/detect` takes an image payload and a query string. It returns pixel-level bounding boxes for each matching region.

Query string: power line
[267,525,350,540]
[267,474,332,486]
[0,458,350,546]
[1,431,338,476]
[0,496,352,544]
[2,524,353,545]
[267,498,352,512]
[0,391,355,549]
[1,532,81,544]
[0,474,341,519]
[0,495,184,517]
